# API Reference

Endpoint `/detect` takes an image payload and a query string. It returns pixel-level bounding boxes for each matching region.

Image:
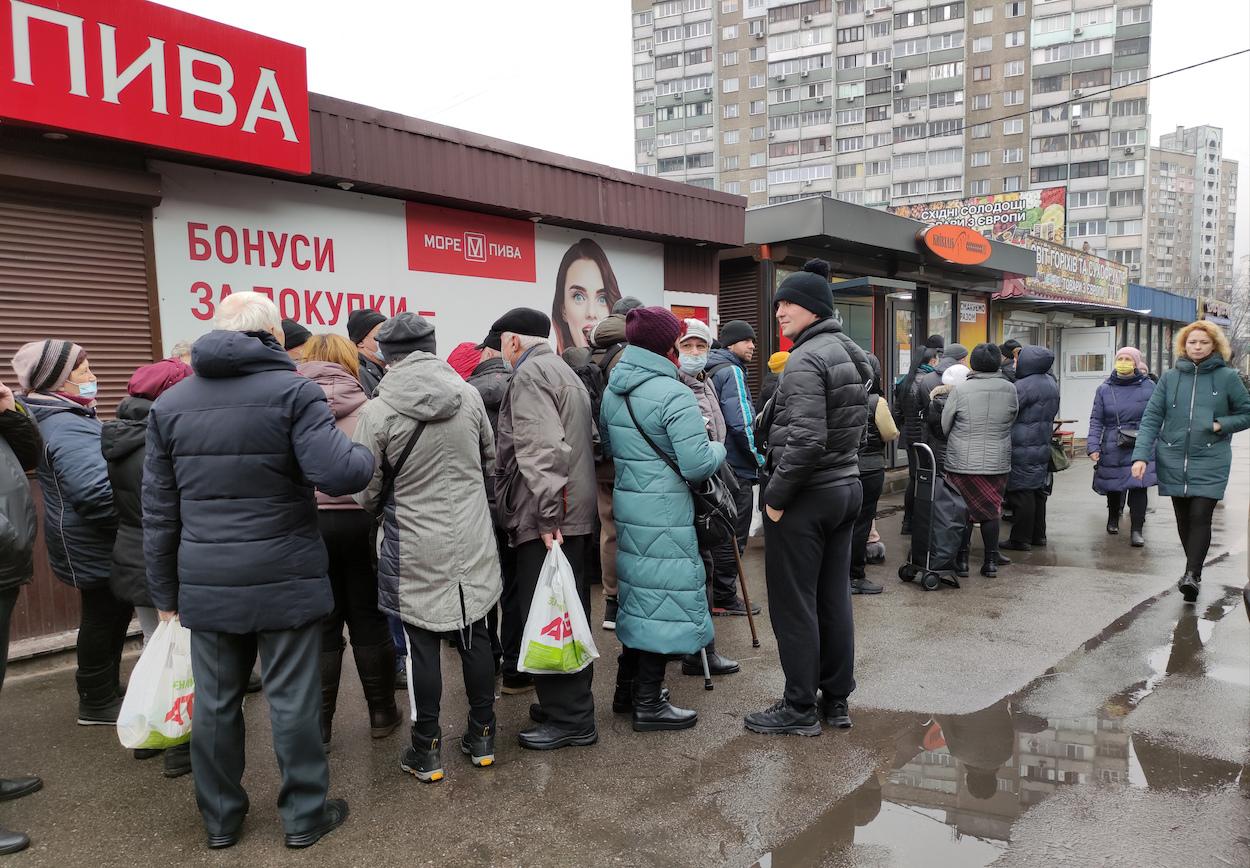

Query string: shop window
[929,291,953,345]
[1068,353,1107,374]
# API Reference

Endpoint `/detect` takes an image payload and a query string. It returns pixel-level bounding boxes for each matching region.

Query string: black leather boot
[681,640,740,676]
[1130,529,1145,547]
[319,648,343,749]
[0,827,29,855]
[980,558,997,578]
[1178,571,1200,603]
[353,642,401,739]
[399,729,444,782]
[631,680,697,733]
[1106,508,1121,534]
[460,718,496,768]
[954,549,970,578]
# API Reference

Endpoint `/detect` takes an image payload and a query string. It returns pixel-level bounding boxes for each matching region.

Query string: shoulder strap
[705,361,734,378]
[378,422,425,507]
[601,342,626,372]
[1106,384,1122,429]
[623,393,691,494]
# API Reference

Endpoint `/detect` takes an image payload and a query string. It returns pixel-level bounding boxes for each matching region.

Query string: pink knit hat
[446,342,481,381]
[10,339,86,393]
[1116,346,1146,373]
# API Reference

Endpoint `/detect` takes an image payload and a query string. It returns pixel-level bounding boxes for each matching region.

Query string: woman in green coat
[601,308,726,733]
[1132,320,1250,602]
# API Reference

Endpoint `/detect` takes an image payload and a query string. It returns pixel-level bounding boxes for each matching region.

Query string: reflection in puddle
[755,587,1246,868]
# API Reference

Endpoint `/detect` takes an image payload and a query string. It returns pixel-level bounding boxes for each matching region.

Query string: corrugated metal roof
[307,95,745,247]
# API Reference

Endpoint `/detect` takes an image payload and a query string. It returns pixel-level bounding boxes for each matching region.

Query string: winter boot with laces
[399,729,444,783]
[460,718,495,768]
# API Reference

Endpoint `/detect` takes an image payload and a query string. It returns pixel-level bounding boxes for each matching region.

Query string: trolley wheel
[921,571,942,592]
[899,565,917,582]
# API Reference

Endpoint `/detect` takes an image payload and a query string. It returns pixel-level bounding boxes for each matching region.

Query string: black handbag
[1107,388,1139,449]
[624,394,737,549]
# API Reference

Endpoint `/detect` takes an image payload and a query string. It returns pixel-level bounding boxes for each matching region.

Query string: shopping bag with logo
[518,540,600,675]
[116,618,195,749]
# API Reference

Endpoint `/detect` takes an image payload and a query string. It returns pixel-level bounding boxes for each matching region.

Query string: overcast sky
[164,0,1249,263]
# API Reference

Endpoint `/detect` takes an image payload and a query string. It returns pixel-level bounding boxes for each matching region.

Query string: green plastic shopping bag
[518,540,600,675]
[116,618,195,749]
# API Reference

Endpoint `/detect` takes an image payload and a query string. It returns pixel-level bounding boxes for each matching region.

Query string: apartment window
[656,53,681,71]
[1005,1,1025,18]
[722,24,739,39]
[1075,6,1114,26]
[837,135,865,152]
[865,131,893,148]
[930,3,965,23]
[769,2,800,21]
[894,123,926,141]
[634,63,655,81]
[930,61,964,80]
[1119,5,1150,24]
[633,11,653,26]
[837,108,865,125]
[1071,159,1109,178]
[895,37,928,57]
[657,157,684,173]
[1003,118,1023,134]
[722,0,739,11]
[1110,159,1145,177]
[894,152,926,169]
[930,90,964,108]
[751,125,767,140]
[929,119,961,137]
[655,26,682,44]
[837,191,865,205]
[723,155,740,170]
[1034,104,1067,122]
[930,32,965,51]
[723,130,740,145]
[838,26,865,44]
[972,6,992,23]
[1110,219,1143,236]
[837,164,864,180]
[723,78,740,93]
[894,180,927,196]
[930,147,963,165]
[749,74,765,88]
[868,49,892,66]
[970,179,990,195]
[838,54,864,70]
[769,86,797,105]
[750,152,767,167]
[724,104,740,118]
[750,178,767,193]
[971,93,991,110]
[1069,190,1107,208]
[865,187,890,206]
[685,48,712,64]
[863,160,887,175]
[973,65,992,81]
[750,46,766,61]
[1112,249,1141,267]
[895,10,927,28]
[869,21,891,38]
[635,89,656,106]
[1031,134,1067,153]
[750,99,765,114]
[1113,68,1146,87]
[930,175,962,194]
[972,36,993,53]
[1031,165,1067,183]
[1071,130,1108,149]
[635,37,653,53]
[838,0,864,13]
[1003,147,1023,163]
[1002,90,1023,107]
[1112,98,1147,117]
[1113,129,1146,147]
[1003,176,1022,192]
[866,77,892,95]
[1033,13,1068,35]
[969,150,989,167]
[1034,74,1066,93]
[866,105,889,122]
[722,51,739,66]
[1004,60,1024,77]
[1070,219,1106,237]
[748,19,765,35]
[972,122,991,138]
[1073,68,1110,91]
[1004,30,1024,48]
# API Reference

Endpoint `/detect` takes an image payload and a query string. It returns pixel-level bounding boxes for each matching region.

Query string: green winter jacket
[1132,355,1250,500]
[601,346,726,656]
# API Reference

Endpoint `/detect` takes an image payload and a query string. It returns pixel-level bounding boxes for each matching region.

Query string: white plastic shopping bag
[116,618,195,749]
[518,540,600,675]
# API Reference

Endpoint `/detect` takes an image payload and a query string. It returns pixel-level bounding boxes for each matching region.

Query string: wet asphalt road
[1,443,1246,867]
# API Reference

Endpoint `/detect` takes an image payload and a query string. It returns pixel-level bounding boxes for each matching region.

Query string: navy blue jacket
[101,397,155,607]
[24,395,117,590]
[706,348,765,482]
[143,330,375,633]
[1008,346,1061,491]
[1087,373,1157,495]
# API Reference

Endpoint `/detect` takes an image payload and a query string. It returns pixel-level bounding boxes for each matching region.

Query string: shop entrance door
[1059,326,1116,439]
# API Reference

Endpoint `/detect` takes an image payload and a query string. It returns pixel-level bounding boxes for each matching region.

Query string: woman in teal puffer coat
[601,308,726,734]
[1132,320,1250,603]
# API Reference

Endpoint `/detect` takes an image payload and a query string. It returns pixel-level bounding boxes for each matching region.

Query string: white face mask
[679,353,707,375]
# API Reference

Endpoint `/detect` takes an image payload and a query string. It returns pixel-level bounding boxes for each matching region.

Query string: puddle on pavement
[754,585,1248,868]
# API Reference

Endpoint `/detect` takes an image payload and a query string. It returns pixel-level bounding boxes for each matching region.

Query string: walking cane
[732,546,761,649]
[699,648,713,691]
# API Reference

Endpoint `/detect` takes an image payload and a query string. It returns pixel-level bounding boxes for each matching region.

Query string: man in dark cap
[999,339,1022,383]
[745,260,873,737]
[612,296,644,316]
[490,308,598,750]
[925,334,946,350]
[347,308,387,396]
[705,319,764,620]
[282,319,312,360]
[919,343,969,400]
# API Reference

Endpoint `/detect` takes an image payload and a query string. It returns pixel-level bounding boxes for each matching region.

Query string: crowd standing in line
[2,270,1248,854]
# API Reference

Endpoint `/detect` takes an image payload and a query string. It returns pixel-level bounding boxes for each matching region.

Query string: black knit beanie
[774,259,834,319]
[970,343,1002,374]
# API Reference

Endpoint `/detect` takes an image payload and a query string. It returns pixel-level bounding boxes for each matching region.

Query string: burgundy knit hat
[625,306,685,357]
[127,358,193,400]
[446,342,481,381]
[10,339,86,393]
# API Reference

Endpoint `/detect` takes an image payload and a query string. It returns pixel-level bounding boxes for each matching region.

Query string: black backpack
[573,342,625,461]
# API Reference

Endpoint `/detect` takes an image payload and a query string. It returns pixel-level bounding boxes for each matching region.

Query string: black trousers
[0,586,19,695]
[504,535,595,731]
[1108,489,1148,530]
[850,468,886,580]
[1006,489,1048,545]
[616,646,669,692]
[1171,496,1218,575]
[76,585,134,703]
[711,481,755,606]
[764,480,861,713]
[488,528,514,661]
[402,618,495,740]
[190,623,326,836]
[318,511,391,653]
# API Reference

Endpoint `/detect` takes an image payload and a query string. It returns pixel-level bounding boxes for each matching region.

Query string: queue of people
[1,283,1247,855]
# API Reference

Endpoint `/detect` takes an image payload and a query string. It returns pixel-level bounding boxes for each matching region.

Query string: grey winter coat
[354,353,501,633]
[678,369,727,444]
[941,372,1018,475]
[0,405,41,593]
[494,343,597,547]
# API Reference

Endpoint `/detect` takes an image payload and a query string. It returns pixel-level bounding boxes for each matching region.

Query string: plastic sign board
[917,224,992,266]
[0,0,311,173]
[405,203,536,283]
[890,187,1067,245]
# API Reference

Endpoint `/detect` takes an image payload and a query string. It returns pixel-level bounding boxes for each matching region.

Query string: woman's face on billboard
[562,257,612,348]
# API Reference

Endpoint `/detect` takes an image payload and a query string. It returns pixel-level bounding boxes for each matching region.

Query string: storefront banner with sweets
[150,162,664,356]
[890,187,1067,245]
[1000,237,1128,307]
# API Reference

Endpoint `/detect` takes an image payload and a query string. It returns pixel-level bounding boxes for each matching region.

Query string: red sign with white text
[405,202,536,283]
[0,0,311,173]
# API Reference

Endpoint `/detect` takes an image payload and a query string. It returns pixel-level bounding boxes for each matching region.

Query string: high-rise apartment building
[632,0,1152,268]
[1143,125,1239,296]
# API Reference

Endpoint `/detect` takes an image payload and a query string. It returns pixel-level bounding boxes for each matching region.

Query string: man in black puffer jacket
[144,293,375,851]
[746,259,873,737]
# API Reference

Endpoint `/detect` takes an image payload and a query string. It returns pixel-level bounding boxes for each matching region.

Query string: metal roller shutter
[0,196,156,419]
[717,258,763,398]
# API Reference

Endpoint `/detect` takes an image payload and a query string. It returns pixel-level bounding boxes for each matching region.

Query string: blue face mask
[374,347,385,363]
[679,353,707,375]
[76,381,98,399]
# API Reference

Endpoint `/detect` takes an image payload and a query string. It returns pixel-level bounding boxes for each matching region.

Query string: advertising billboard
[1001,237,1128,307]
[890,187,1067,245]
[151,163,666,355]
